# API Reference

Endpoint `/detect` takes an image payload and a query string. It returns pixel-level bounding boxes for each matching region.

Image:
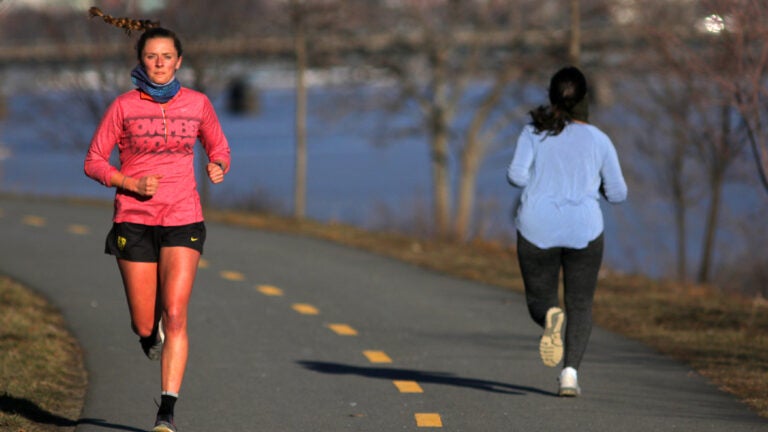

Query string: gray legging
[516,232,604,370]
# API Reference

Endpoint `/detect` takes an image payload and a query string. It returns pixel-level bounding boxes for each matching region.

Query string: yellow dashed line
[198,258,209,269]
[362,350,392,363]
[220,270,245,281]
[257,285,284,296]
[327,323,358,336]
[241,273,436,429]
[67,224,90,235]
[292,303,319,315]
[393,380,423,393]
[415,413,443,428]
[22,215,46,227]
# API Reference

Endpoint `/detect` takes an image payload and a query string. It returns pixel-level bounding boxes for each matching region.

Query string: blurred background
[0,0,766,296]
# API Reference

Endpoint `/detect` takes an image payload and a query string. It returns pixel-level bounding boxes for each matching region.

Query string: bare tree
[159,0,268,206]
[648,0,768,195]
[618,76,701,282]
[455,62,529,240]
[362,0,558,239]
[274,0,348,219]
[1,6,135,152]
[708,0,768,195]
[636,0,754,283]
[695,101,744,283]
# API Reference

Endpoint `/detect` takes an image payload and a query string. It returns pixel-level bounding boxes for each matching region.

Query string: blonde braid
[88,6,160,35]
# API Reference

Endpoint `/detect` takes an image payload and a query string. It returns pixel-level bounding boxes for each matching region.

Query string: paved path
[0,196,764,431]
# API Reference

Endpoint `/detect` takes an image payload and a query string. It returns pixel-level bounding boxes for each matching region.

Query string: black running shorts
[104,222,206,262]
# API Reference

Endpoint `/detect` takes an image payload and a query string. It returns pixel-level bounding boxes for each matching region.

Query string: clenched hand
[206,162,225,184]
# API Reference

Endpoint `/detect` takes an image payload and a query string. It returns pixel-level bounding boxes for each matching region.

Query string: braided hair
[88,6,160,35]
[88,7,182,61]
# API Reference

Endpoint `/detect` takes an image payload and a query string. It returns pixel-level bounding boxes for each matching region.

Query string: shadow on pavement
[76,418,146,432]
[0,393,144,432]
[298,360,555,396]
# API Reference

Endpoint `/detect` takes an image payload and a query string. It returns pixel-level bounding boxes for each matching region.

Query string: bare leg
[158,246,200,393]
[117,259,160,338]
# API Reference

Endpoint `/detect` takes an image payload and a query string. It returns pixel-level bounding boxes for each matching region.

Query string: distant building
[7,0,165,12]
[6,0,91,11]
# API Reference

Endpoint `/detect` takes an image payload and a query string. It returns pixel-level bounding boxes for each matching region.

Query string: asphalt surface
[0,196,765,431]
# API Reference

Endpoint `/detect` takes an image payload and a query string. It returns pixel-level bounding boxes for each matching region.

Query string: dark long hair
[529,66,588,136]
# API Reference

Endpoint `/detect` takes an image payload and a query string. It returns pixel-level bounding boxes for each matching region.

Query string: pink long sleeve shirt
[85,88,231,226]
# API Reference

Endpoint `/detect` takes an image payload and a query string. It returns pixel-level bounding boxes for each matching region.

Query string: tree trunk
[430,111,451,238]
[671,150,688,282]
[697,105,730,283]
[569,0,581,66]
[453,73,511,241]
[454,146,480,241]
[697,170,722,284]
[742,111,768,194]
[293,1,308,220]
[426,43,453,238]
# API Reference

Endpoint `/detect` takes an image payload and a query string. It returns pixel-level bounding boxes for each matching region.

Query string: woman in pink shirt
[85,21,230,432]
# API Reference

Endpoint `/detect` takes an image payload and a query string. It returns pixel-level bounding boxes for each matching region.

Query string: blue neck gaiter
[131,64,181,103]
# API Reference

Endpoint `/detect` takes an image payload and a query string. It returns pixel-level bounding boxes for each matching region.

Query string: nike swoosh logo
[190,237,199,242]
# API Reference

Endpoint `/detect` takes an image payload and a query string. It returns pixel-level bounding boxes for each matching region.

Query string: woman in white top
[507,66,627,396]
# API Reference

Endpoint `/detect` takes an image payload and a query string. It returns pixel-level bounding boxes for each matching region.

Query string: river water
[1,84,765,280]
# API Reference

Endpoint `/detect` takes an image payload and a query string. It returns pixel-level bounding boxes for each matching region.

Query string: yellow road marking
[22,215,46,227]
[415,413,443,427]
[292,303,319,315]
[220,270,245,281]
[393,380,423,393]
[363,350,392,363]
[257,285,284,296]
[327,323,358,336]
[198,258,209,269]
[67,224,90,235]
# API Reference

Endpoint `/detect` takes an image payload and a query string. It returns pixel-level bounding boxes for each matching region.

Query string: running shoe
[151,414,176,432]
[558,367,581,397]
[539,307,564,367]
[140,320,165,361]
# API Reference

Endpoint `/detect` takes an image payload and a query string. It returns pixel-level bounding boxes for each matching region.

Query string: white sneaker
[559,367,581,397]
[539,307,564,367]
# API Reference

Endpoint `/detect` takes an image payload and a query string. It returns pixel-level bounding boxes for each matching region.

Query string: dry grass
[595,275,768,416]
[0,276,87,432]
[209,209,768,418]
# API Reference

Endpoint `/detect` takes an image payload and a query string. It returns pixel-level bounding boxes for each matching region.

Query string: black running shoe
[151,414,176,432]
[140,320,164,361]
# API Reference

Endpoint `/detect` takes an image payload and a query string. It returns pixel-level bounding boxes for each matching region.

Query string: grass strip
[0,276,87,432]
